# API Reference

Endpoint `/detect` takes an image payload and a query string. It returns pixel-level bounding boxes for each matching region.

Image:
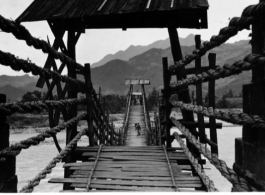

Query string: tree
[147,87,159,111]
[21,90,42,102]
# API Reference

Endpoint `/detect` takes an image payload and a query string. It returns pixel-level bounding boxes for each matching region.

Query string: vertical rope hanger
[162,145,179,192]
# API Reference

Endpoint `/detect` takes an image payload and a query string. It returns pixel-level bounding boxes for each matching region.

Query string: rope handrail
[169,54,265,90]
[0,98,86,115]
[173,129,218,192]
[168,1,265,73]
[170,111,258,192]
[122,86,133,145]
[19,128,88,193]
[0,50,86,92]
[0,113,87,160]
[170,95,265,129]
[86,144,103,191]
[0,15,84,71]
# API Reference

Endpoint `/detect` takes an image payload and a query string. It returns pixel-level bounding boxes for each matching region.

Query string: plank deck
[48,106,206,192]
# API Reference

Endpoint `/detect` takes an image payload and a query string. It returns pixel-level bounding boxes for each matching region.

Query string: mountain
[91,39,252,96]
[91,34,196,68]
[0,74,38,88]
[0,39,252,101]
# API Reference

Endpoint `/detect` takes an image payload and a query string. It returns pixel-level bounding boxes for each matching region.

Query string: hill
[91,34,196,68]
[0,39,252,101]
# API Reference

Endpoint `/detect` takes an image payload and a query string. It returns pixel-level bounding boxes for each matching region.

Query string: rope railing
[0,15,84,71]
[169,54,265,90]
[0,50,86,92]
[168,1,265,73]
[122,86,133,145]
[19,128,88,193]
[170,94,265,129]
[0,112,86,160]
[170,111,258,192]
[172,129,218,192]
[0,98,86,115]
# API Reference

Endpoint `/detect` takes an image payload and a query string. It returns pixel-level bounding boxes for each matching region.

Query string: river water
[10,121,241,192]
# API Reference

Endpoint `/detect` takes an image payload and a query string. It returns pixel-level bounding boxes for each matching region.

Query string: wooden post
[195,35,206,144]
[111,122,114,146]
[64,30,78,190]
[105,108,109,146]
[162,57,172,147]
[103,99,106,145]
[84,63,95,147]
[208,53,218,155]
[0,94,17,192]
[234,0,265,182]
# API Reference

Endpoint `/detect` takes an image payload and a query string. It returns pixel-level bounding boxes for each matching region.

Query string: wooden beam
[208,53,218,155]
[0,94,17,192]
[195,35,206,144]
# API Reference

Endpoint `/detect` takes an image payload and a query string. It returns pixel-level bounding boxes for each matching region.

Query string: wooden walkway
[48,105,206,192]
[125,105,146,146]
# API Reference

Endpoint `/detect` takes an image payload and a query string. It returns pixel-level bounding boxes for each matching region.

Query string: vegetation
[103,94,127,114]
[147,87,159,111]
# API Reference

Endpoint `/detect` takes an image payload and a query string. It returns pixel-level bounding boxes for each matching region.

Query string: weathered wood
[64,30,78,191]
[50,178,202,188]
[162,57,172,147]
[195,35,206,144]
[84,63,94,146]
[0,94,17,192]
[208,53,218,155]
[73,170,191,177]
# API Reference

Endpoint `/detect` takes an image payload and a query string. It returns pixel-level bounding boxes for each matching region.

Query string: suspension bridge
[0,0,265,193]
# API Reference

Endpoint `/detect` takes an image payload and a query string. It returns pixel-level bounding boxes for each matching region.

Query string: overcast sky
[0,0,259,76]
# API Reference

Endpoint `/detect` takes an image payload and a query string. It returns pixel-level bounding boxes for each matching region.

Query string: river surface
[10,122,241,192]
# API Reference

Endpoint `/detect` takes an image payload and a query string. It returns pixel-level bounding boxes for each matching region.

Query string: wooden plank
[112,156,188,161]
[70,180,202,188]
[73,184,175,191]
[50,178,202,188]
[83,153,187,159]
[65,164,190,170]
[69,175,200,181]
[82,152,187,157]
[72,170,191,177]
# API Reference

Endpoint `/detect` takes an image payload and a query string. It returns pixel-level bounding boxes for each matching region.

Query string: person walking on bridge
[137,123,141,136]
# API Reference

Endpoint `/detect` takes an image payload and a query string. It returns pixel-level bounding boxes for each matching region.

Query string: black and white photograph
[0,0,264,193]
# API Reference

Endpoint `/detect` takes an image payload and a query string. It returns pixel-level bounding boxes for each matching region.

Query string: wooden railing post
[162,57,172,148]
[208,53,218,155]
[103,99,106,145]
[106,108,110,146]
[195,35,206,144]
[0,94,17,192]
[111,122,114,146]
[84,63,95,147]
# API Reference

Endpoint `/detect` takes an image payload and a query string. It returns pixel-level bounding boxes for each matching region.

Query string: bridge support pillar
[0,94,17,192]
[234,0,265,187]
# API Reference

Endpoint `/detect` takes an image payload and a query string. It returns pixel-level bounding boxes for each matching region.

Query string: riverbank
[8,113,125,134]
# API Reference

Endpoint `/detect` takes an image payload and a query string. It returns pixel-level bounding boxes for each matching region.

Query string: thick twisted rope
[0,50,86,92]
[0,98,86,115]
[0,113,87,160]
[173,130,218,192]
[233,163,265,191]
[170,111,258,192]
[19,128,88,193]
[0,15,83,70]
[86,144,103,191]
[169,54,265,90]
[168,1,265,73]
[170,94,265,129]
[162,145,179,192]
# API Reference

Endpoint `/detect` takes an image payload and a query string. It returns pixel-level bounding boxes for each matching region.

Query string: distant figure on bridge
[135,123,138,131]
[136,123,141,136]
